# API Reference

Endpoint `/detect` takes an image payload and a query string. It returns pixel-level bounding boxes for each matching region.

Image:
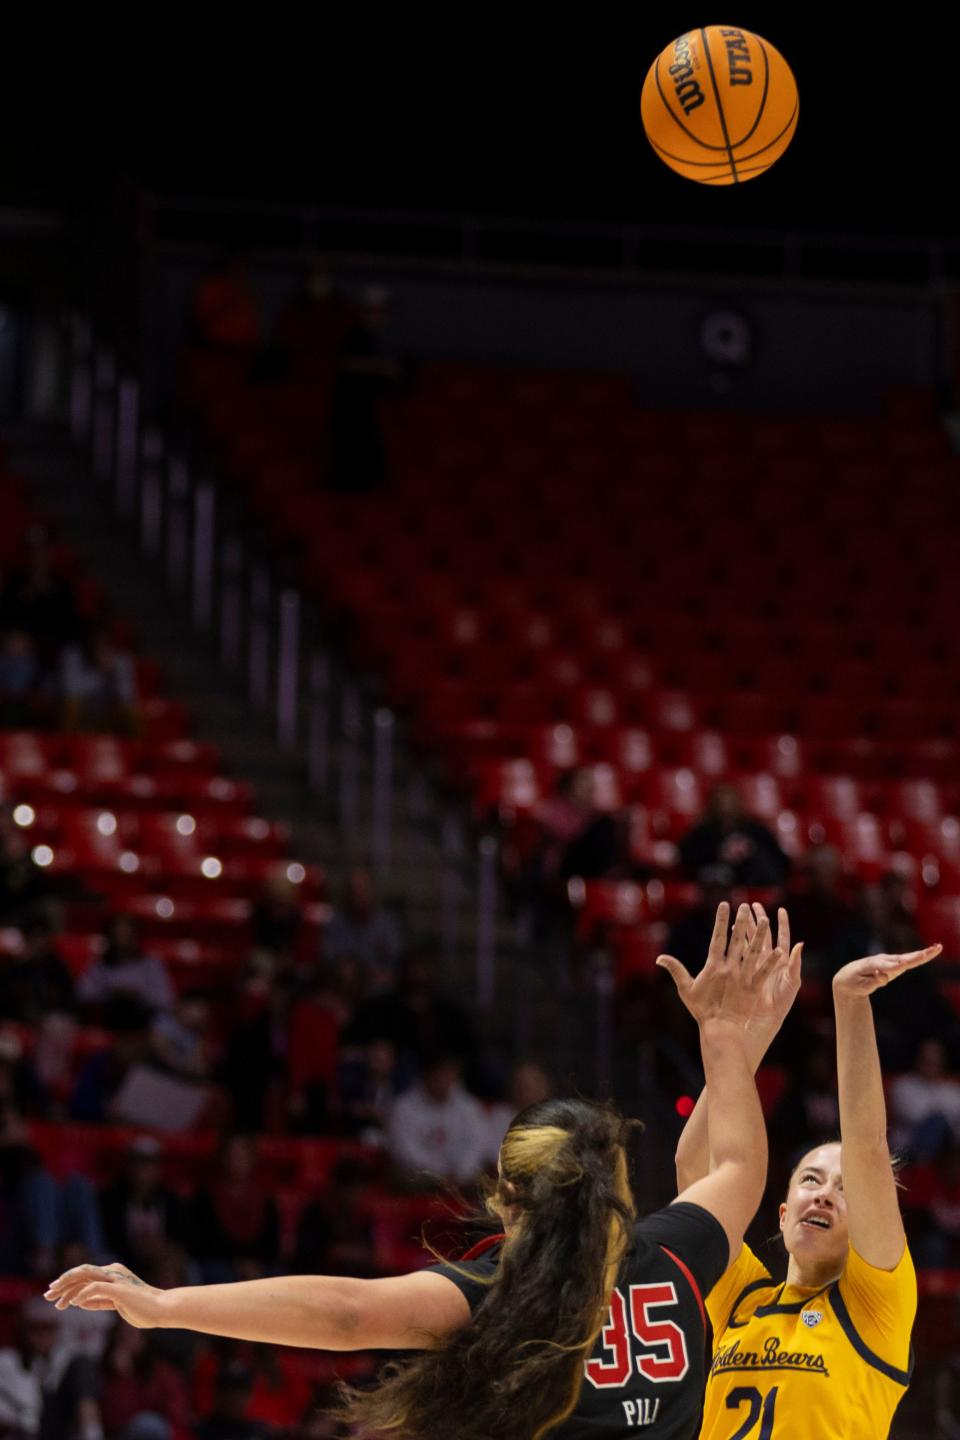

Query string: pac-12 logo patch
[802,1310,823,1328]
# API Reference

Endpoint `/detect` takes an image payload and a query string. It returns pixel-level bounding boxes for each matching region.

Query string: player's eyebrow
[799,1166,824,1178]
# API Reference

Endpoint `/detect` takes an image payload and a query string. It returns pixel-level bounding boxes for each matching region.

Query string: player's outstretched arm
[833,944,942,1270]
[44,1263,471,1350]
[658,902,779,1259]
[672,904,802,1192]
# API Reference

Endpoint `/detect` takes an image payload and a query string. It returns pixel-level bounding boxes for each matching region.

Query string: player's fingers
[885,945,942,974]
[743,916,772,982]
[656,955,693,996]
[65,1284,118,1312]
[788,942,804,983]
[777,907,791,958]
[753,944,783,979]
[706,902,730,967]
[44,1264,105,1297]
[726,903,752,965]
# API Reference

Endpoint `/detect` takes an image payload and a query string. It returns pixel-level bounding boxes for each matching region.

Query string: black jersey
[430,1201,729,1440]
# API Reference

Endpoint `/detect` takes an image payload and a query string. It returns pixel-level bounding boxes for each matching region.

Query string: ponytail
[338,1098,637,1440]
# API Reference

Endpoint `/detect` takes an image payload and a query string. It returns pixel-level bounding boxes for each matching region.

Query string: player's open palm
[44,1262,163,1329]
[833,944,942,998]
[657,901,781,1026]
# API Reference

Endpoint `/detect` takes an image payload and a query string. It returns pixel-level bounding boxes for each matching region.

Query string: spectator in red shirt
[191,254,261,355]
[190,1135,280,1283]
[99,1321,193,1439]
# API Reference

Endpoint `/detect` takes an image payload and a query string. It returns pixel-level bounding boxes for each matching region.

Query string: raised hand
[833,945,942,998]
[44,1262,164,1329]
[657,901,782,1027]
[745,903,803,1036]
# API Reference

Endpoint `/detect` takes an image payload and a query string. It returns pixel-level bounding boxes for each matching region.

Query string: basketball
[641,25,798,185]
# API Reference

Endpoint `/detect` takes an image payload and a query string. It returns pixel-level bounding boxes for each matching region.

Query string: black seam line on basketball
[727,37,770,151]
[700,161,782,183]
[653,42,732,152]
[648,100,798,168]
[700,27,738,182]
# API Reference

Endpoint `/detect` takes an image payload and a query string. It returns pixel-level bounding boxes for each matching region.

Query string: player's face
[779,1143,848,1271]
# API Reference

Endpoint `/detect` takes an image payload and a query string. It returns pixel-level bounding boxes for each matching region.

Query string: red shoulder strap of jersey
[460,1233,507,1262]
[660,1245,706,1335]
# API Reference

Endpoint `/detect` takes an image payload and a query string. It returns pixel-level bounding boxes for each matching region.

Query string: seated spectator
[891,1038,960,1161]
[77,916,175,1017]
[386,1053,488,1188]
[324,868,402,992]
[251,871,303,960]
[100,1135,187,1275]
[347,943,478,1087]
[190,1135,280,1283]
[60,629,139,734]
[481,1060,554,1167]
[329,286,401,494]
[0,1025,46,1115]
[770,1043,841,1165]
[150,988,215,1081]
[191,253,262,355]
[0,1103,60,1277]
[292,1156,378,1277]
[0,809,50,926]
[99,1320,193,1440]
[663,864,735,980]
[70,994,155,1124]
[1,536,79,662]
[782,844,857,978]
[337,1037,402,1144]
[195,1359,271,1440]
[273,258,352,383]
[678,783,790,887]
[287,962,356,1135]
[0,628,40,723]
[0,915,76,1025]
[0,1295,102,1440]
[834,878,947,1067]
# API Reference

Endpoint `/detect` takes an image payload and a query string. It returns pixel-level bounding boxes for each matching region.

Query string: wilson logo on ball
[669,33,706,115]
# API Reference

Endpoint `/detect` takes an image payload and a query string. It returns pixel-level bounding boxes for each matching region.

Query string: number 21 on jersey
[726,1385,779,1440]
[585,1283,690,1388]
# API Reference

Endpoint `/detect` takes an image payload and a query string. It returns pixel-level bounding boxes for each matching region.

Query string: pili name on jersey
[621,1398,661,1428]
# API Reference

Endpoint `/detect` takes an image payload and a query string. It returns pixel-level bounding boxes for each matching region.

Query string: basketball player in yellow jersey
[660,907,941,1439]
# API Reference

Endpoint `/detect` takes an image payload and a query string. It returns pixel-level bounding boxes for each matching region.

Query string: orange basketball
[641,25,798,185]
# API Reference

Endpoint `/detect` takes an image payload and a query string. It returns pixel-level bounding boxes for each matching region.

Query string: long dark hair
[338,1097,637,1440]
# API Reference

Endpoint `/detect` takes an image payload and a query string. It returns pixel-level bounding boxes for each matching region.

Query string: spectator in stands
[191,253,261,356]
[292,1156,378,1278]
[481,1060,554,1167]
[150,988,214,1082]
[77,917,175,1017]
[833,877,947,1067]
[0,809,49,926]
[190,1135,280,1283]
[915,1143,960,1268]
[60,629,139,734]
[678,782,790,887]
[99,1320,192,1440]
[0,628,40,724]
[324,868,401,992]
[386,1053,488,1188]
[70,994,155,1124]
[287,960,355,1135]
[272,258,353,383]
[219,960,291,1132]
[329,286,401,493]
[0,1295,102,1440]
[770,1041,841,1163]
[0,537,79,662]
[0,916,76,1026]
[890,1037,960,1161]
[251,871,303,961]
[0,1103,60,1278]
[100,1136,187,1277]
[782,843,856,978]
[337,1037,402,1144]
[347,943,477,1087]
[195,1358,270,1440]
[0,1026,46,1116]
[663,864,736,980]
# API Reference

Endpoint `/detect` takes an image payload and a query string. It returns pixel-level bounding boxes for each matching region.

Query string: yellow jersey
[700,1241,916,1440]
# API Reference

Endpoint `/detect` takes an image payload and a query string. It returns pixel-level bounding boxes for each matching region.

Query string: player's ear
[778,1203,787,1232]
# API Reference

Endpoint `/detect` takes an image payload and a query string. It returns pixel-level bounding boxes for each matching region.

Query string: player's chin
[790,1222,845,1258]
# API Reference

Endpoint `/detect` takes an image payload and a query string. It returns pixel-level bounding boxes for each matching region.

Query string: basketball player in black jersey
[44,901,789,1440]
